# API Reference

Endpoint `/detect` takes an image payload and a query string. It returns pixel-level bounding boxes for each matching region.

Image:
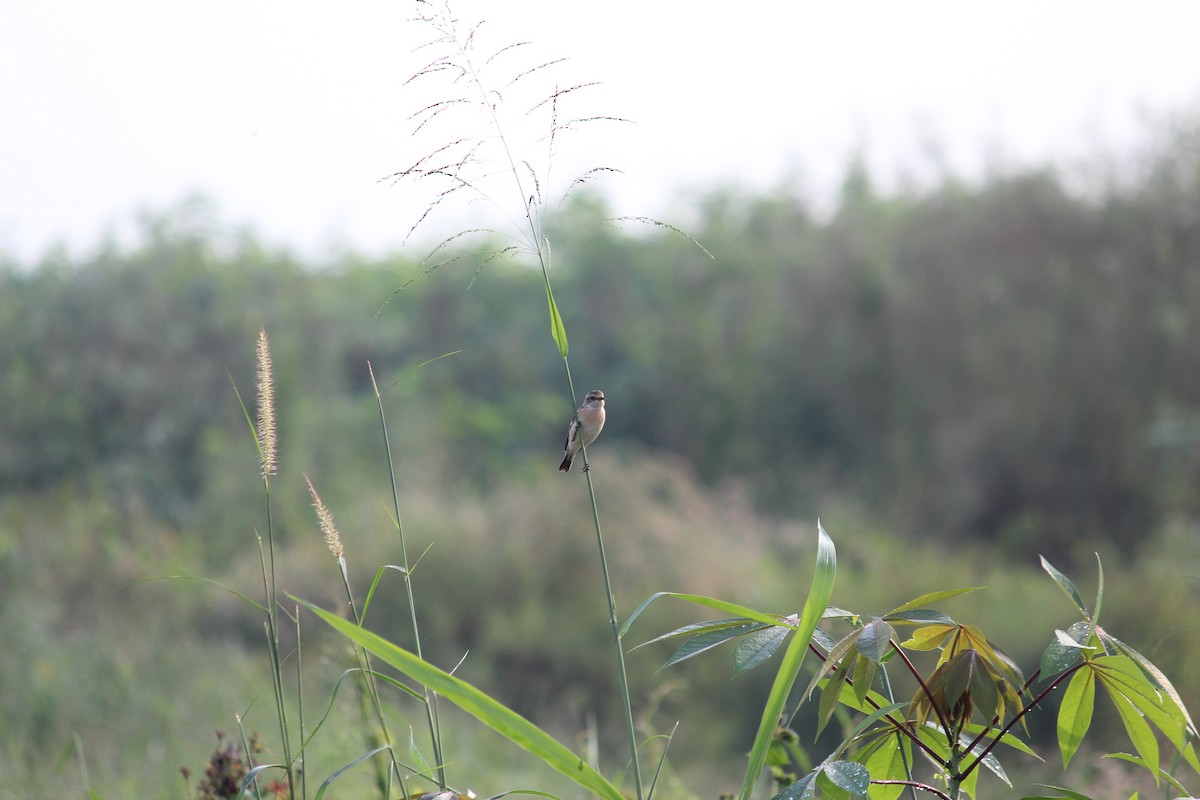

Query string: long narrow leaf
[738,522,836,800]
[1057,667,1096,768]
[544,279,568,357]
[1040,557,1089,618]
[622,592,792,637]
[298,600,624,800]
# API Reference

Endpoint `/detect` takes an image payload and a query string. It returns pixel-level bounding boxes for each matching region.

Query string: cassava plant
[627,536,1200,800]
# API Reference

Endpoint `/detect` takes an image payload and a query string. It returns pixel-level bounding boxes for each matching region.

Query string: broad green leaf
[857,619,894,663]
[812,627,838,652]
[771,770,818,800]
[822,760,870,794]
[834,684,897,716]
[826,701,908,762]
[856,733,910,800]
[1040,557,1089,618]
[734,625,790,675]
[886,587,982,615]
[661,623,759,670]
[900,624,954,651]
[297,600,625,800]
[1041,622,1089,677]
[738,522,836,800]
[544,279,568,357]
[1057,667,1095,768]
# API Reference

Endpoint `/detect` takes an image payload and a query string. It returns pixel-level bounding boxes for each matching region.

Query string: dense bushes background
[2,119,1199,796]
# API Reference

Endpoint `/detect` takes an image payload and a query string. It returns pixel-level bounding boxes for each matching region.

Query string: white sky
[1,1,1198,262]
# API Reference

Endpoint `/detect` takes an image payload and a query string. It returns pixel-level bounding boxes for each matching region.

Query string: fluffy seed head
[304,475,344,560]
[255,327,277,479]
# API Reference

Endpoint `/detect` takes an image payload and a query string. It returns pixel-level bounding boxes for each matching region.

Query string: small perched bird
[559,389,606,472]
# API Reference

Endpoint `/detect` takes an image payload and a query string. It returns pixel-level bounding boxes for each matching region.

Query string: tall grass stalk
[400,4,646,795]
[305,472,413,798]
[253,328,297,799]
[368,362,447,790]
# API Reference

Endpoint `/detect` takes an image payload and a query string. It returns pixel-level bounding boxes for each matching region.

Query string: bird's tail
[558,453,573,472]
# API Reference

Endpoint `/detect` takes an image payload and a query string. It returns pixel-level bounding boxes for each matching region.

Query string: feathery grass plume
[255,327,277,479]
[304,474,344,560]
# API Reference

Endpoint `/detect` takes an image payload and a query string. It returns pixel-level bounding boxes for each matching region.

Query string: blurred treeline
[2,117,1200,797]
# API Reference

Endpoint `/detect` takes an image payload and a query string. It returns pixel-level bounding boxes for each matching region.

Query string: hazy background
[3,0,1200,259]
[3,2,1200,798]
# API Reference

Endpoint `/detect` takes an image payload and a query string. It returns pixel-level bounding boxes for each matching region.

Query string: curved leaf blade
[298,599,624,800]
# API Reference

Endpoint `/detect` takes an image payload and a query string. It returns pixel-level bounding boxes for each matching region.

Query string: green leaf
[856,618,893,663]
[738,522,836,800]
[634,617,756,649]
[817,657,854,736]
[622,592,791,637]
[1040,622,1089,677]
[884,608,956,626]
[821,760,870,794]
[544,279,568,357]
[734,625,790,675]
[803,627,862,702]
[661,623,760,670]
[1040,556,1089,618]
[856,733,910,800]
[1057,667,1095,768]
[296,599,625,800]
[886,587,982,615]
[850,650,877,705]
[771,771,817,800]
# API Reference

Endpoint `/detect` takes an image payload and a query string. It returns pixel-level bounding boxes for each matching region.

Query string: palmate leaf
[1090,653,1200,777]
[1101,630,1200,742]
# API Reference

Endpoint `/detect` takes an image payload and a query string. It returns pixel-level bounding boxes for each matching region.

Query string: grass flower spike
[304,475,344,560]
[255,327,277,479]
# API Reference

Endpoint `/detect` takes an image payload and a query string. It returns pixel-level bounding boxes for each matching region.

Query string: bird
[559,390,606,472]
